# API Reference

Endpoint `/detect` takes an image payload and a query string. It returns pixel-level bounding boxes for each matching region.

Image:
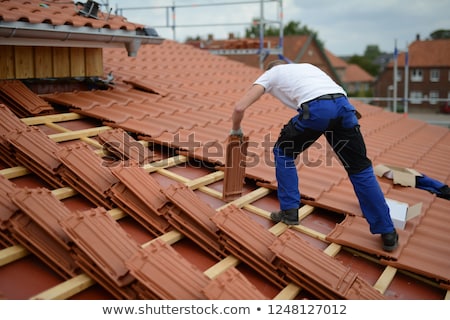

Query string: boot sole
[383,242,398,252]
[270,215,299,225]
[281,220,299,225]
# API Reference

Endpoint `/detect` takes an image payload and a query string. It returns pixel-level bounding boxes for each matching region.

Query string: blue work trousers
[273,95,395,234]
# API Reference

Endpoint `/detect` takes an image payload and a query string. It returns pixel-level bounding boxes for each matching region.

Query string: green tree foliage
[430,29,450,39]
[347,45,382,76]
[363,45,382,61]
[245,20,324,47]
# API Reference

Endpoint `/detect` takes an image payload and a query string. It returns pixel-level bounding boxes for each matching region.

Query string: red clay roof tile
[163,182,224,259]
[126,238,210,299]
[57,142,118,207]
[60,207,140,289]
[9,187,79,278]
[0,175,19,246]
[271,229,386,299]
[212,205,286,288]
[110,163,168,215]
[0,0,145,31]
[0,80,53,116]
[109,182,171,237]
[222,135,249,201]
[203,267,269,299]
[98,128,160,165]
[6,126,64,188]
[0,16,449,300]
[326,215,408,260]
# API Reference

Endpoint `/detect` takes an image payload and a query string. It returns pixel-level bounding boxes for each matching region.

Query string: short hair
[266,59,287,70]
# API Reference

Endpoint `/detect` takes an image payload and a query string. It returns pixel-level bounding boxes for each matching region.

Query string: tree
[430,29,450,39]
[363,45,382,61]
[245,20,324,47]
[347,55,379,76]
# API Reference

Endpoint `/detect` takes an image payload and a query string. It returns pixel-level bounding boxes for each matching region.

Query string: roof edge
[0,21,165,56]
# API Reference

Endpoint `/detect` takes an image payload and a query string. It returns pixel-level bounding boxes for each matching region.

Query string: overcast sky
[109,0,449,56]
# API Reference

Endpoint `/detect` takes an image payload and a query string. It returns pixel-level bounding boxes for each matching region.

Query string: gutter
[0,21,164,57]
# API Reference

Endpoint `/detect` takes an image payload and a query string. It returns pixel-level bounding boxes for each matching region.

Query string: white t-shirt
[253,63,347,110]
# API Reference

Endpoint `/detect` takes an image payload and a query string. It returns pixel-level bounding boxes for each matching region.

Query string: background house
[325,50,375,96]
[374,37,450,112]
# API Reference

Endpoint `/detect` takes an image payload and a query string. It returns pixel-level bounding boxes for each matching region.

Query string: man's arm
[231,84,265,132]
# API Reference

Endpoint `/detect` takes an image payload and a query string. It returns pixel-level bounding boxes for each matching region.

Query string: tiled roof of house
[342,63,375,83]
[1,39,449,300]
[0,0,144,31]
[389,39,450,67]
[325,49,348,69]
[324,50,374,83]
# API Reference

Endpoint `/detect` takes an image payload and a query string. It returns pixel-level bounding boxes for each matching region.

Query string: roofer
[230,60,398,252]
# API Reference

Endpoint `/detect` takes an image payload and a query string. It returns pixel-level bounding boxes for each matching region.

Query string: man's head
[266,59,287,70]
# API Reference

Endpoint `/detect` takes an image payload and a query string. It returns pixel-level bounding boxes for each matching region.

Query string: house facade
[373,38,450,111]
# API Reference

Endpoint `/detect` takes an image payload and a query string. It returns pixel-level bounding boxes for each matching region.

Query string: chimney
[416,33,420,41]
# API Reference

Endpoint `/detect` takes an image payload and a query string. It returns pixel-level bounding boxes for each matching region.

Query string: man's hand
[230,128,243,136]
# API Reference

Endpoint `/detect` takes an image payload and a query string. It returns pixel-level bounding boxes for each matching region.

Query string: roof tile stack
[0,104,29,167]
[212,205,287,289]
[109,163,171,236]
[9,188,79,279]
[270,229,386,299]
[203,267,269,299]
[0,175,19,247]
[97,128,161,165]
[0,80,54,117]
[60,207,141,299]
[163,182,225,259]
[126,238,210,299]
[56,142,119,208]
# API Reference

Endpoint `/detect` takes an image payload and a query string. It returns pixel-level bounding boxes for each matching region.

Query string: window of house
[396,70,402,82]
[430,69,440,82]
[411,69,423,82]
[410,91,423,104]
[429,91,439,104]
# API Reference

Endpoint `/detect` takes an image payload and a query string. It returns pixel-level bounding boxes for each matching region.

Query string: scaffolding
[115,0,284,69]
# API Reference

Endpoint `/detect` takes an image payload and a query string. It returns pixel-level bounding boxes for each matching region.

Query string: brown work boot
[270,208,299,225]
